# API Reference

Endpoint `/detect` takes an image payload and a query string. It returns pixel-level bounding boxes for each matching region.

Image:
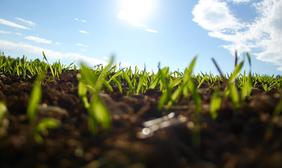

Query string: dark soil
[0,71,281,168]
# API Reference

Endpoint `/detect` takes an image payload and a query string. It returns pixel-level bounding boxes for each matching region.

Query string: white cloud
[75,43,88,48]
[192,0,282,71]
[0,30,11,34]
[79,30,89,34]
[0,40,105,66]
[228,0,252,4]
[15,32,23,36]
[145,28,158,33]
[0,30,23,36]
[55,42,62,45]
[192,0,243,31]
[15,17,36,27]
[0,18,29,29]
[74,18,87,23]
[24,36,52,44]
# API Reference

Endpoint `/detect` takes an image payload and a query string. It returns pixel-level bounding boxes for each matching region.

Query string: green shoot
[27,72,45,122]
[0,102,7,126]
[241,71,252,101]
[210,90,222,119]
[77,79,90,109]
[123,71,134,94]
[34,118,60,144]
[246,52,252,72]
[226,61,244,108]
[42,51,56,78]
[78,57,114,133]
[158,67,171,110]
[211,58,224,78]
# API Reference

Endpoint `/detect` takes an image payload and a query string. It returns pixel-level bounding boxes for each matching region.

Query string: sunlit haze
[118,0,155,26]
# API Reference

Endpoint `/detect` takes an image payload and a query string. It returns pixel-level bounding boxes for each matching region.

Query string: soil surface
[0,71,281,168]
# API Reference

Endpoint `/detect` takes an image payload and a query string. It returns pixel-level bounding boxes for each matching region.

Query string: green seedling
[27,71,60,143]
[0,102,7,126]
[78,79,90,109]
[0,102,8,137]
[246,52,252,73]
[27,72,45,122]
[107,70,123,93]
[34,118,60,144]
[78,58,114,133]
[123,70,134,94]
[167,57,199,108]
[210,90,222,119]
[211,58,224,78]
[42,51,56,78]
[158,66,171,110]
[226,61,244,108]
[241,71,252,101]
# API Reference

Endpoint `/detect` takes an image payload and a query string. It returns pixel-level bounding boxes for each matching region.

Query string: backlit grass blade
[158,90,169,110]
[42,51,56,78]
[246,52,252,69]
[78,57,114,134]
[34,118,60,143]
[123,71,133,92]
[210,90,222,119]
[113,78,123,93]
[229,61,244,82]
[90,98,111,130]
[0,102,7,126]
[79,64,97,87]
[211,58,224,78]
[234,50,238,67]
[228,82,240,108]
[186,56,197,76]
[241,72,252,101]
[78,80,90,109]
[27,72,45,122]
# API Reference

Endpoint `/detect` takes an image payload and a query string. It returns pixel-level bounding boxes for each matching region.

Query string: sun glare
[118,0,155,27]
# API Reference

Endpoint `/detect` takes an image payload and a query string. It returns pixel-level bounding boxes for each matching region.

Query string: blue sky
[0,0,281,75]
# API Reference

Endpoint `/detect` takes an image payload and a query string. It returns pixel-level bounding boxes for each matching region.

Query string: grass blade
[27,72,45,122]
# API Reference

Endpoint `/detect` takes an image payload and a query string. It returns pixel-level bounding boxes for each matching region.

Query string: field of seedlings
[0,52,281,168]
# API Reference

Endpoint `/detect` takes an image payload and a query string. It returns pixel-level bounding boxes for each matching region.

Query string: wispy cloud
[0,18,29,29]
[15,17,36,27]
[55,42,62,45]
[145,28,158,33]
[74,18,87,23]
[15,32,23,36]
[0,30,24,36]
[0,40,105,66]
[228,0,252,4]
[75,43,88,48]
[79,30,89,34]
[192,0,282,71]
[24,35,52,44]
[0,30,12,35]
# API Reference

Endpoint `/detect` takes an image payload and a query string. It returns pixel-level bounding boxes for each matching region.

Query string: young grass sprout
[27,72,46,122]
[27,71,60,143]
[78,57,114,133]
[0,102,8,136]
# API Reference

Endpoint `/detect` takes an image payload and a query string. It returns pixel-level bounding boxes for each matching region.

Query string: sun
[118,0,155,27]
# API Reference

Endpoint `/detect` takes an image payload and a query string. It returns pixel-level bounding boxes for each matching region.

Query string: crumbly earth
[0,71,281,168]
